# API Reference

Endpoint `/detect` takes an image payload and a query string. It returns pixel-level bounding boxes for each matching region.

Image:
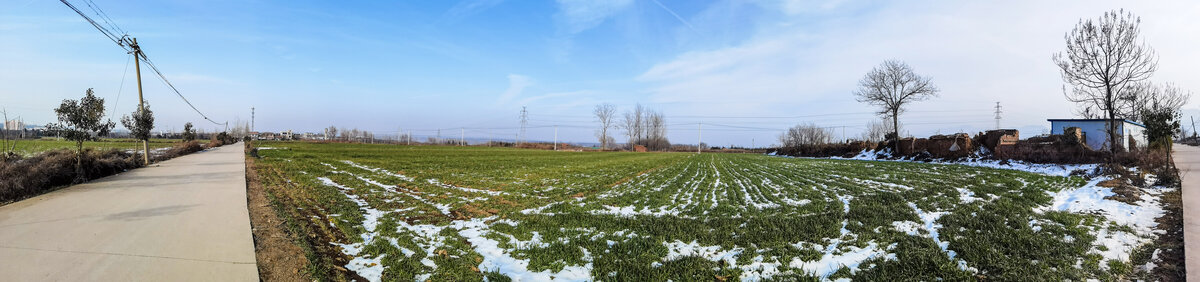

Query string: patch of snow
[1039,178,1165,235]
[590,205,684,218]
[662,240,743,266]
[426,178,506,195]
[453,219,593,281]
[957,188,981,204]
[828,150,1098,177]
[891,221,920,235]
[317,177,389,282]
[907,203,975,272]
[787,241,892,278]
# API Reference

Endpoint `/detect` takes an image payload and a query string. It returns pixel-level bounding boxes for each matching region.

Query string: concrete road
[1176,144,1200,281]
[0,144,258,281]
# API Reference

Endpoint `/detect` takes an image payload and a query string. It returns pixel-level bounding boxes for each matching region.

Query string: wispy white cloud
[497,74,533,105]
[636,0,1200,137]
[515,90,593,107]
[553,0,634,34]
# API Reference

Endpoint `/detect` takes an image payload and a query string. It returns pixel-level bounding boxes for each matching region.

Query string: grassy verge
[7,138,199,156]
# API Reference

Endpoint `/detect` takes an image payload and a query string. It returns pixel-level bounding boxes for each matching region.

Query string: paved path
[0,144,258,281]
[1175,144,1200,281]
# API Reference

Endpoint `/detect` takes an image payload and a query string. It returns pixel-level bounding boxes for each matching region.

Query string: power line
[108,54,131,121]
[59,0,226,127]
[59,0,127,50]
[135,48,224,125]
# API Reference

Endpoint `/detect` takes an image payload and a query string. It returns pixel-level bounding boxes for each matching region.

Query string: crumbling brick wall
[993,132,1104,163]
[979,129,1019,152]
[895,133,973,159]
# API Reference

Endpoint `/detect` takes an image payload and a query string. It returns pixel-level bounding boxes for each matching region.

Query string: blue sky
[3,0,1199,146]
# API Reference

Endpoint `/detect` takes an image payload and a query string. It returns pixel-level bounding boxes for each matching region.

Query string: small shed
[1047,119,1146,151]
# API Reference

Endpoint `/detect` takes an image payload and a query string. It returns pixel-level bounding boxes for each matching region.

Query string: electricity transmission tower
[519,106,528,144]
[993,102,1002,130]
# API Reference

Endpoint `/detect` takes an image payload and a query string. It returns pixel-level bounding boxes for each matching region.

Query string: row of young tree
[323,126,377,142]
[32,88,206,178]
[593,103,670,151]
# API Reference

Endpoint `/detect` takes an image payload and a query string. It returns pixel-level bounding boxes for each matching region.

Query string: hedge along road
[0,144,258,281]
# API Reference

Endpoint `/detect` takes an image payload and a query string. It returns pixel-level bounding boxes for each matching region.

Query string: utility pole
[752,138,755,149]
[251,107,255,133]
[130,38,149,165]
[1192,116,1197,138]
[697,122,702,154]
[553,125,558,151]
[437,129,441,145]
[460,128,465,146]
[994,102,1002,130]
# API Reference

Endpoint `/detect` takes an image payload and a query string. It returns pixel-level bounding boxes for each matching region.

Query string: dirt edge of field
[246,154,312,281]
[1131,188,1185,280]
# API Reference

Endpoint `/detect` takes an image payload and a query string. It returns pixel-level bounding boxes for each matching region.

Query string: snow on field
[591,205,683,218]
[321,172,597,281]
[789,241,893,278]
[426,178,507,195]
[956,188,981,204]
[829,150,1099,177]
[342,160,415,181]
[1038,177,1168,265]
[663,240,743,267]
[454,219,594,281]
[908,203,974,272]
[318,177,387,282]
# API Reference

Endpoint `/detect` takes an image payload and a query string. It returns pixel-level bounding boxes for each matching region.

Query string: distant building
[280,130,294,140]
[1047,119,1146,151]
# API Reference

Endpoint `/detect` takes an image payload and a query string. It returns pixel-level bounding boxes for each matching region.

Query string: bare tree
[618,104,671,151]
[620,105,643,150]
[1053,9,1157,153]
[1131,82,1190,121]
[860,118,892,143]
[853,60,939,152]
[326,126,338,141]
[643,110,669,151]
[594,103,617,149]
[780,123,833,147]
[1,108,19,161]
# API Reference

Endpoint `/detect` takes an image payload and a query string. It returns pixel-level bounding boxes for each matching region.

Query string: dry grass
[0,140,230,205]
[0,148,141,204]
[246,155,313,281]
